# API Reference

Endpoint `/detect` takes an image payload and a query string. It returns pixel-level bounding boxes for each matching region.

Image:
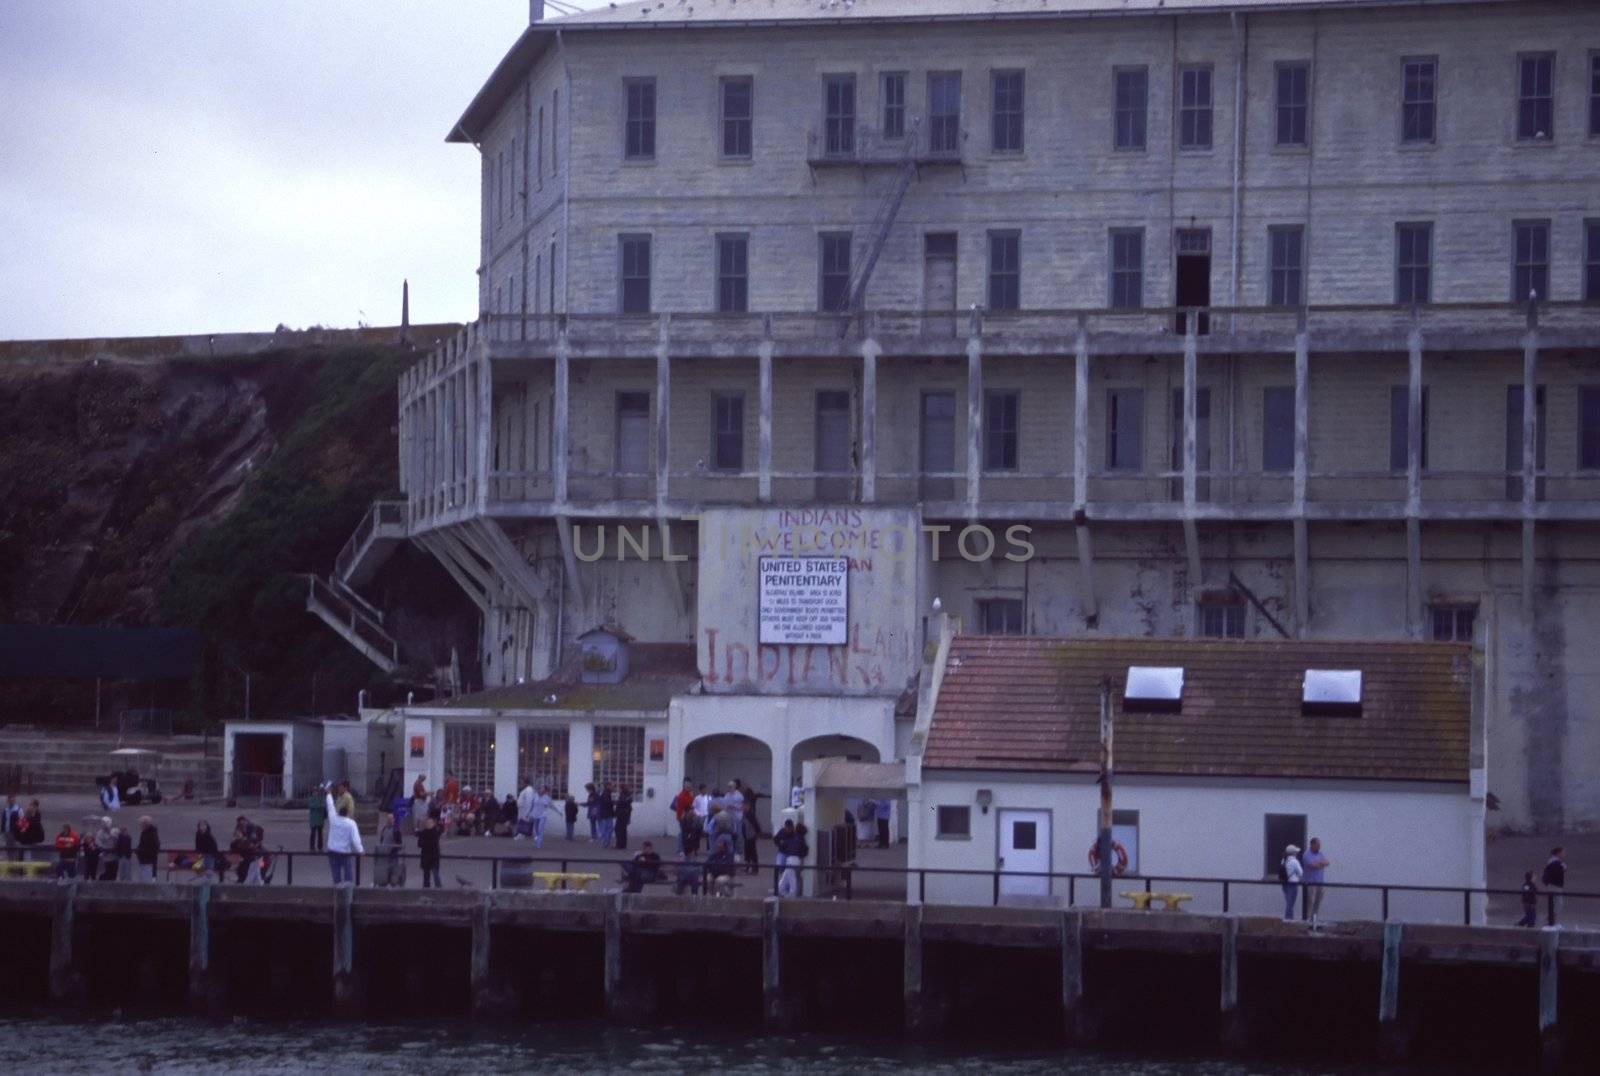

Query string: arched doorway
[789,734,881,790]
[683,733,775,832]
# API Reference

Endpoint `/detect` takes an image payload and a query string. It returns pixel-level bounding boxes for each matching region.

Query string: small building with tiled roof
[906,626,1486,915]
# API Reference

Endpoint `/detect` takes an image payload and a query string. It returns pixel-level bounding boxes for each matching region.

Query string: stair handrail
[305,575,399,667]
[843,123,922,318]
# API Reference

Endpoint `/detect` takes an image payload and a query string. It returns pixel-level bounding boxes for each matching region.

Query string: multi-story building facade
[333,0,1600,838]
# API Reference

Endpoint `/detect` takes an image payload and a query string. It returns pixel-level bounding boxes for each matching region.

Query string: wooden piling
[762,896,789,1028]
[1219,915,1246,1049]
[902,902,927,1031]
[331,885,361,1014]
[1378,920,1407,1060]
[188,883,218,1015]
[47,881,79,1003]
[1539,929,1560,1072]
[1061,910,1086,1042]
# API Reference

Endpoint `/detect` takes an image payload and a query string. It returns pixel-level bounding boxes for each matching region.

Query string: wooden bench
[0,860,53,880]
[1120,890,1195,912]
[530,871,602,892]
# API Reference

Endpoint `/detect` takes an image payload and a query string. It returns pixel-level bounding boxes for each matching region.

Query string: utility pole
[1097,676,1114,909]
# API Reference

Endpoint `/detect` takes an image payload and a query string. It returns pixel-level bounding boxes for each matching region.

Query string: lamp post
[1097,676,1114,909]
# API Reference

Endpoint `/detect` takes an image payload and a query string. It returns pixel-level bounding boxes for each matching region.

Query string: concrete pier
[3,882,1595,1069]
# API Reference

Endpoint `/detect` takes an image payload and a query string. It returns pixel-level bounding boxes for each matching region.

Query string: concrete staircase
[335,500,406,587]
[304,574,399,673]
[0,728,224,799]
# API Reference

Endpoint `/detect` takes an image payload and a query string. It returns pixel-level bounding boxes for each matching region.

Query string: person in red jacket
[53,823,81,880]
[670,780,695,853]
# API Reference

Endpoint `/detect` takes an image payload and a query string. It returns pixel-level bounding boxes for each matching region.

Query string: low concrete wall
[0,324,461,364]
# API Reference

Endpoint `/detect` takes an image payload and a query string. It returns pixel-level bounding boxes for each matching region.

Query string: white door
[998,809,1051,898]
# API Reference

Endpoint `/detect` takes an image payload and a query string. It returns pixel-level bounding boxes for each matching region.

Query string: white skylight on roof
[1125,666,1184,710]
[1303,669,1362,706]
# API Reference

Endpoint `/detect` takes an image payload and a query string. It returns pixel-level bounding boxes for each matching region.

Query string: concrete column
[1292,314,1310,637]
[1539,928,1560,1071]
[1219,914,1246,1048]
[332,885,361,1015]
[1378,920,1406,1060]
[568,721,594,804]
[966,329,983,512]
[655,314,671,510]
[188,882,218,1015]
[1061,909,1086,1043]
[48,881,79,1003]
[477,355,493,512]
[1521,304,1539,616]
[494,718,519,798]
[1181,311,1203,594]
[1406,313,1424,639]
[902,902,928,1031]
[762,896,792,1028]
[757,340,774,502]
[470,894,495,1016]
[554,330,570,505]
[861,338,879,503]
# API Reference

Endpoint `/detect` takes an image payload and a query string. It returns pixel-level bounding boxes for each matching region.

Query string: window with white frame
[1401,57,1436,143]
[1179,65,1213,150]
[592,725,645,795]
[517,726,569,797]
[1517,53,1554,141]
[1275,61,1310,146]
[1430,604,1477,642]
[444,723,497,797]
[936,805,971,839]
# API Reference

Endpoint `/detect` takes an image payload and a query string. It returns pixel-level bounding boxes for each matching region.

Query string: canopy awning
[808,758,905,795]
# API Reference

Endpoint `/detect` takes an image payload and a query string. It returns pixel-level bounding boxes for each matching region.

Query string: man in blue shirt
[1302,837,1330,925]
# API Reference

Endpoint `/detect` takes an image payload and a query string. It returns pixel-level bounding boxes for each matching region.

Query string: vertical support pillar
[762,896,790,1028]
[1292,311,1311,638]
[48,881,79,1003]
[1181,311,1203,597]
[1061,909,1086,1043]
[1539,928,1560,1071]
[470,893,494,1016]
[655,314,671,511]
[1521,302,1539,617]
[188,882,216,1015]
[477,353,493,512]
[1219,915,1246,1048]
[1406,311,1424,639]
[757,336,774,502]
[604,891,631,1020]
[965,325,983,513]
[903,902,928,1031]
[553,328,570,506]
[332,884,360,1015]
[1378,920,1406,1060]
[860,337,879,503]
[1073,315,1098,626]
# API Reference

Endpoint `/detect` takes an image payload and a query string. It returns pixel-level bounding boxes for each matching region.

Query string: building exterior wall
[907,770,1484,917]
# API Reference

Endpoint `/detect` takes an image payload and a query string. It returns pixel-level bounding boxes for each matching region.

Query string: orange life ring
[1087,839,1130,876]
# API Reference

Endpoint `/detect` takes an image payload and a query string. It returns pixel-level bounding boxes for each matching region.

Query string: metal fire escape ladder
[844,135,920,315]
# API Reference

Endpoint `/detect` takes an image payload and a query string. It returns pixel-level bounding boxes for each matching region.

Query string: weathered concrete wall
[0,324,457,363]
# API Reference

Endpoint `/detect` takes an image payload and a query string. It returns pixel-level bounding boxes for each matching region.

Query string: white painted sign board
[758,555,849,645]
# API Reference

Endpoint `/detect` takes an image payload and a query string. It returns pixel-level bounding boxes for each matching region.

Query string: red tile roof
[922,636,1472,783]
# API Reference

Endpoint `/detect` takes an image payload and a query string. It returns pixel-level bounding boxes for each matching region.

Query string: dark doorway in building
[1175,228,1211,335]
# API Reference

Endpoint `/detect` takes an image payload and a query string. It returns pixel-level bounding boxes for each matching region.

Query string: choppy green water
[0,1017,1439,1075]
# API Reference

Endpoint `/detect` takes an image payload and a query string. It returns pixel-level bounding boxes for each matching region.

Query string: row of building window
[599,384,1600,478]
[611,220,1600,315]
[488,89,560,234]
[443,723,643,801]
[964,595,1477,645]
[617,53,1600,162]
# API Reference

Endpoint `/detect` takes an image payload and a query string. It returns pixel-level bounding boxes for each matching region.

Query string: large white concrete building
[311,0,1600,838]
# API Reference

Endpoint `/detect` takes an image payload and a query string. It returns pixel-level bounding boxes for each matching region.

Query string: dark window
[1580,387,1600,470]
[1107,388,1144,471]
[1268,225,1305,306]
[936,806,971,839]
[1513,220,1550,302]
[1263,386,1295,473]
[988,230,1020,311]
[720,76,752,158]
[881,72,906,140]
[1179,65,1213,150]
[1011,820,1038,851]
[992,70,1024,153]
[977,598,1024,635]
[1396,222,1432,305]
[1169,386,1212,501]
[823,74,856,156]
[1264,814,1307,878]
[615,392,651,476]
[929,72,962,155]
[1430,604,1477,642]
[1276,62,1310,146]
[624,78,656,159]
[1198,601,1245,638]
[1401,57,1436,143]
[712,393,744,472]
[1389,385,1430,471]
[1517,53,1555,141]
[1591,54,1600,137]
[619,235,651,314]
[1114,67,1148,150]
[1506,385,1548,501]
[716,233,748,314]
[819,232,852,312]
[1109,228,1144,309]
[984,390,1018,470]
[1585,220,1600,301]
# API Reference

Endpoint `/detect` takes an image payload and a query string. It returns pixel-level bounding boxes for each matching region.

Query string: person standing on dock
[135,816,160,883]
[410,774,428,835]
[308,788,327,851]
[614,786,633,851]
[324,788,364,887]
[2,794,20,861]
[564,794,579,841]
[584,782,600,842]
[1541,847,1565,926]
[875,797,892,849]
[532,785,555,849]
[1518,870,1540,927]
[417,816,442,888]
[598,783,616,847]
[1279,843,1303,921]
[53,823,80,880]
[671,780,694,853]
[1302,838,1330,925]
[515,778,536,840]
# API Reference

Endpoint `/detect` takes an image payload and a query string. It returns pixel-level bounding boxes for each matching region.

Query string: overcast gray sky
[0,2,600,340]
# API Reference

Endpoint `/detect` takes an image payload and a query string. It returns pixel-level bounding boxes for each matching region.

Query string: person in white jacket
[1281,843,1304,921]
[325,788,364,887]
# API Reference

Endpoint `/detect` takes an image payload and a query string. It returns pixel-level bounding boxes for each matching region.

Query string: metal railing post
[992,870,1000,906]
[918,870,926,904]
[1463,888,1471,926]
[492,857,500,891]
[286,851,293,886]
[355,854,362,887]
[1222,880,1230,914]
[1382,887,1390,920]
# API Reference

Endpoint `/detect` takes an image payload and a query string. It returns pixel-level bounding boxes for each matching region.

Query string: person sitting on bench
[673,851,702,895]
[621,841,662,893]
[704,836,738,896]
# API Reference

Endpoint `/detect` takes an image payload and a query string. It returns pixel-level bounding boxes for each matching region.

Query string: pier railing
[51,848,1594,929]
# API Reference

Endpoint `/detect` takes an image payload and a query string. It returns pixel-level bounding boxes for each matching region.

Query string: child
[564,794,579,841]
[1518,870,1539,928]
[417,816,442,889]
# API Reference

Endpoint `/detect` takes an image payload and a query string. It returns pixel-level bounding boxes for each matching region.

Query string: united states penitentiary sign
[757,555,849,645]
